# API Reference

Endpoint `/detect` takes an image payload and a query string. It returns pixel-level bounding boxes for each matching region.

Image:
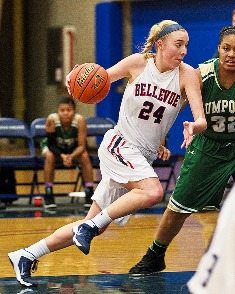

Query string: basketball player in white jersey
[8,20,207,287]
[188,184,235,294]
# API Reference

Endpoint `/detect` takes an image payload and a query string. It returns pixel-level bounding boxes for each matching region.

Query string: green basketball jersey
[169,59,235,212]
[199,58,235,141]
[41,113,79,153]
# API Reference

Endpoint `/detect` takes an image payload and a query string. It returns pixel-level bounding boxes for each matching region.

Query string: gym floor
[0,196,218,294]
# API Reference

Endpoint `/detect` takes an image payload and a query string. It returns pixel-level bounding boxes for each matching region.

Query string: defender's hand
[181,121,194,148]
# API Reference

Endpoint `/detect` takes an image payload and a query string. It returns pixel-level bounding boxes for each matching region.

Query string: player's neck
[218,67,235,89]
[61,121,72,130]
[154,56,173,73]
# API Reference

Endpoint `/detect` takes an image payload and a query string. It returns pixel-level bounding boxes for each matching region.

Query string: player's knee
[80,149,89,161]
[45,151,55,163]
[146,187,164,206]
[165,210,191,228]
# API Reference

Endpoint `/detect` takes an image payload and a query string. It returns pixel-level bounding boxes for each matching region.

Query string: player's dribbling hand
[157,145,171,160]
[66,64,79,95]
[181,121,194,148]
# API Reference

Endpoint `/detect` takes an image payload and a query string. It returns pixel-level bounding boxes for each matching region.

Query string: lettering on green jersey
[205,99,235,114]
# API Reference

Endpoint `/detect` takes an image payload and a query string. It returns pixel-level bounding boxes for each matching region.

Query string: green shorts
[168,135,235,213]
[40,138,74,156]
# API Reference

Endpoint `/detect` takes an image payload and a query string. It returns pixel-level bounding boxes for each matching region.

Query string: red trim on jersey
[107,135,117,152]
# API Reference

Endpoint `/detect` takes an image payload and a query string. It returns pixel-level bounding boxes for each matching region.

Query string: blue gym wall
[96,1,234,155]
[95,2,123,124]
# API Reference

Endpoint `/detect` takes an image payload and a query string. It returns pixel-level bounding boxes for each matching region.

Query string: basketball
[69,63,111,104]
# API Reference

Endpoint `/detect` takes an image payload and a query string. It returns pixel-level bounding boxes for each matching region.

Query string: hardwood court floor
[0,208,218,278]
[0,166,219,293]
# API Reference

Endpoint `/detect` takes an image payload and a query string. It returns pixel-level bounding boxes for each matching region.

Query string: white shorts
[92,176,130,225]
[41,146,48,156]
[98,129,158,183]
[92,129,158,225]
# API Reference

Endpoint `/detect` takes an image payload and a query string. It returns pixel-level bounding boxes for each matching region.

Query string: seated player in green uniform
[41,97,94,208]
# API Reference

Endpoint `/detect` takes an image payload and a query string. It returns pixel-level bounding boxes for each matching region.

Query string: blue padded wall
[95,2,123,123]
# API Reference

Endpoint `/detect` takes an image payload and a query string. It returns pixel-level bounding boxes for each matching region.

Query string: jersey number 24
[138,101,166,123]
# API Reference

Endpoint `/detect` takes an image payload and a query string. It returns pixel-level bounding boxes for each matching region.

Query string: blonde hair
[141,20,185,57]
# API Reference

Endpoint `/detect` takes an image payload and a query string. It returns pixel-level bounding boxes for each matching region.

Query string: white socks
[24,239,50,259]
[86,208,112,229]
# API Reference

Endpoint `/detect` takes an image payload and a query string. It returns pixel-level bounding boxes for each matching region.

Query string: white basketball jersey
[116,57,184,158]
[188,185,235,294]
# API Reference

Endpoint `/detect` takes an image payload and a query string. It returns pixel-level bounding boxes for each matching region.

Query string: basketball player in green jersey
[130,25,235,275]
[41,97,94,209]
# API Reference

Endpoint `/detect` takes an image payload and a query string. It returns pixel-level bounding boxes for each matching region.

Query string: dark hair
[218,26,235,44]
[58,96,76,109]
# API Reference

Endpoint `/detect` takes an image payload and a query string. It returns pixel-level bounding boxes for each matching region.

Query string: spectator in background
[41,96,94,209]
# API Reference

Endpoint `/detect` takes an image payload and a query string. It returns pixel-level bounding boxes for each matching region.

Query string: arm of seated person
[70,114,88,161]
[46,116,62,157]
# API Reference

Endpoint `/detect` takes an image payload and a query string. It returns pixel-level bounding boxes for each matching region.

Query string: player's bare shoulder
[75,114,86,128]
[127,53,147,69]
[179,62,199,85]
[179,62,195,74]
[46,113,56,131]
[76,113,85,123]
[126,53,148,82]
[127,53,147,63]
[107,53,147,83]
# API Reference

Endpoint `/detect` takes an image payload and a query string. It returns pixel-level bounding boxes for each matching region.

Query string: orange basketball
[69,63,111,104]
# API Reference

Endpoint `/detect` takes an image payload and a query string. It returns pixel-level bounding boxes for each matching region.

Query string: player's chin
[224,63,235,71]
[175,59,183,66]
[169,60,182,69]
[61,118,72,123]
